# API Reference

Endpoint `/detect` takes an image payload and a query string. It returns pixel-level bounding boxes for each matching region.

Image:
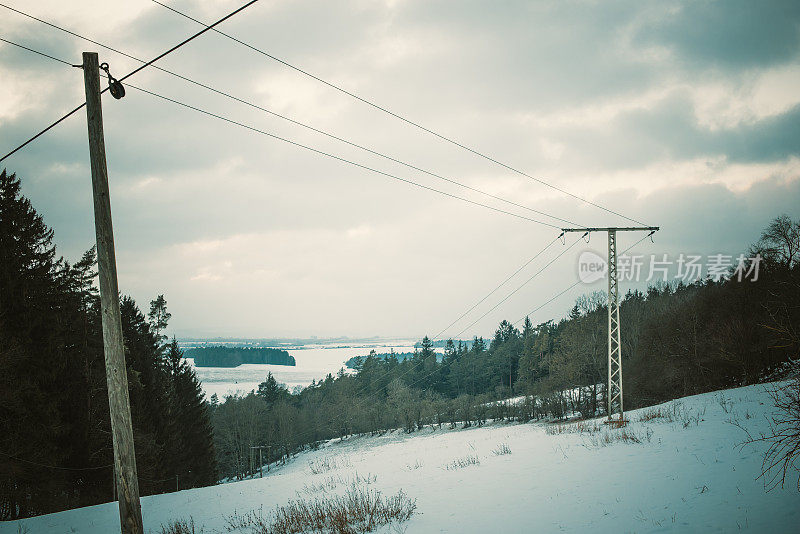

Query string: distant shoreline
[186,346,296,368]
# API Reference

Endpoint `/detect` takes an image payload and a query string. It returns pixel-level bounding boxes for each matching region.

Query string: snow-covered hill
[4,383,800,533]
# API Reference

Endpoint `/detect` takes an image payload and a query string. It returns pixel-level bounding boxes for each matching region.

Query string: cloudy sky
[2,0,799,339]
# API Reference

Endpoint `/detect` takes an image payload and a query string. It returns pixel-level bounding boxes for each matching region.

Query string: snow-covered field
[5,383,800,533]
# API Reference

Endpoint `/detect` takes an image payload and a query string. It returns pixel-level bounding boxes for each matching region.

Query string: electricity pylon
[561,226,658,425]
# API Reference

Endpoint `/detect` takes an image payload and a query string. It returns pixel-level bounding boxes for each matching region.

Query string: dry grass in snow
[492,443,512,456]
[443,454,480,470]
[225,483,416,534]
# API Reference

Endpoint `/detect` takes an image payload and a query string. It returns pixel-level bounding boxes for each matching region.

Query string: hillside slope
[4,383,800,533]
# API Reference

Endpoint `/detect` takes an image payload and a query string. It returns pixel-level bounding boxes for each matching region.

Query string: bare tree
[739,374,800,491]
[752,214,800,271]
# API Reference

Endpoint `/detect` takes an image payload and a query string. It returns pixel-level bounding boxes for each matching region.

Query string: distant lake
[184,343,416,399]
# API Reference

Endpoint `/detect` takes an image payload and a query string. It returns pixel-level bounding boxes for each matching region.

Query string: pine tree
[166,336,183,376]
[148,294,171,350]
[0,170,69,518]
[0,170,218,516]
[257,372,289,407]
[166,339,217,488]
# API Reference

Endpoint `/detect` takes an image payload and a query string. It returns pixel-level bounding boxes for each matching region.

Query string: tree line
[187,346,295,367]
[0,170,216,519]
[3,166,798,511]
[210,214,800,480]
[345,350,449,370]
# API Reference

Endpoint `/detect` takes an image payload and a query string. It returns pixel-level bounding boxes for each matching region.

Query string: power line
[0,103,86,164]
[2,40,570,444]
[336,232,577,409]
[293,230,587,422]
[0,0,261,164]
[113,0,262,86]
[512,281,581,328]
[0,6,582,228]
[404,231,657,399]
[121,82,562,228]
[0,451,112,472]
[0,450,188,487]
[0,24,648,448]
[0,40,575,436]
[3,40,569,355]
[430,234,562,340]
[249,229,649,445]
[228,231,654,447]
[0,3,145,63]
[0,37,79,67]
[451,234,584,339]
[231,239,571,446]
[351,230,657,408]
[0,3,131,62]
[513,230,655,327]
[0,33,560,228]
[151,0,647,227]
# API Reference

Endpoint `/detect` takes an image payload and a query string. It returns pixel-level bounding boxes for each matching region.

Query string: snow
[4,382,800,533]
[187,343,417,399]
[484,394,528,407]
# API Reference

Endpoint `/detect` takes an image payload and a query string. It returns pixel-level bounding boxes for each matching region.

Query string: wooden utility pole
[250,445,270,478]
[83,51,144,534]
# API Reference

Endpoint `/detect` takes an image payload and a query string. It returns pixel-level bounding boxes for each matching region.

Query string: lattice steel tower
[562,226,658,424]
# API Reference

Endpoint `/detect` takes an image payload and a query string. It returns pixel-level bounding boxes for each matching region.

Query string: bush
[545,420,602,435]
[160,517,201,534]
[308,456,351,475]
[492,443,512,456]
[637,404,681,423]
[740,377,800,490]
[299,473,377,496]
[225,483,416,533]
[443,454,480,470]
[586,427,653,447]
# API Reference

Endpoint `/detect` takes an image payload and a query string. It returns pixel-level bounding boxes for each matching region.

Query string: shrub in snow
[586,427,654,448]
[307,456,352,475]
[492,443,512,456]
[738,377,800,490]
[637,403,682,423]
[545,420,602,435]
[160,517,201,534]
[225,483,416,533]
[443,454,481,470]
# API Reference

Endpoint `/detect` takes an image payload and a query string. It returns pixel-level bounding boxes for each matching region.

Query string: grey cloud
[635,0,800,71]
[1,0,799,337]
[540,95,800,170]
[715,105,800,163]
